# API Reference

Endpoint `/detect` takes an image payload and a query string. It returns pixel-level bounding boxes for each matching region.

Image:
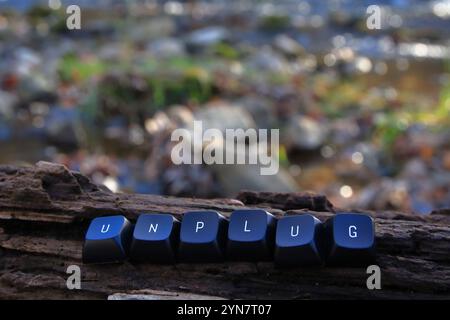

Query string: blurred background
[0,0,449,214]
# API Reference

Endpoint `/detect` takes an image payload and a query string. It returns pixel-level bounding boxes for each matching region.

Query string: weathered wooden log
[0,162,449,299]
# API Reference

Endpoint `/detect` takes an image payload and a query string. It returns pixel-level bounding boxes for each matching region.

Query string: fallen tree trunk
[0,162,449,299]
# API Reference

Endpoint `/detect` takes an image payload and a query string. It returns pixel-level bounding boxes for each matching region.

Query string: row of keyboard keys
[82,210,375,266]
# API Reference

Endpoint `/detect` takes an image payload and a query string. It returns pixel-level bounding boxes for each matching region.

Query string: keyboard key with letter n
[130,213,180,263]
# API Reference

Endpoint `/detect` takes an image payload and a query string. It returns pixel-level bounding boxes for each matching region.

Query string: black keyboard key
[130,213,180,263]
[83,215,133,264]
[323,213,375,266]
[227,209,276,261]
[178,211,228,263]
[274,214,323,267]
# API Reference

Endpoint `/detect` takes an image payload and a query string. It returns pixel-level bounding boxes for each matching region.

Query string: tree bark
[0,161,449,299]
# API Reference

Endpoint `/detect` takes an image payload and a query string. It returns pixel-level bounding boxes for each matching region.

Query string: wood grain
[0,162,449,299]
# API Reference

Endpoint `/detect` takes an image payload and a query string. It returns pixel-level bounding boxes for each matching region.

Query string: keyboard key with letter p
[178,211,228,263]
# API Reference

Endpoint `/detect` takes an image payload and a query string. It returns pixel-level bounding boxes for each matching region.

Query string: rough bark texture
[0,161,449,300]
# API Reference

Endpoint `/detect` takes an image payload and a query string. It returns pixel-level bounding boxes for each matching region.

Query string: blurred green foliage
[278,145,289,167]
[436,83,450,121]
[375,112,407,151]
[61,54,213,119]
[58,53,106,82]
[26,6,53,21]
[148,70,212,108]
[260,14,291,30]
[212,42,239,60]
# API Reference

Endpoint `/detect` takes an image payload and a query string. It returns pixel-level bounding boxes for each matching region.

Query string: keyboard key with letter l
[83,215,133,264]
[178,211,228,263]
[130,213,180,263]
[274,214,323,267]
[323,213,375,266]
[227,209,276,261]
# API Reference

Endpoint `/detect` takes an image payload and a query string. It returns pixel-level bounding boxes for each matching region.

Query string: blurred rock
[44,107,81,149]
[166,105,195,128]
[296,165,337,191]
[149,38,185,58]
[283,115,328,150]
[342,142,381,175]
[186,27,230,52]
[194,101,256,132]
[162,164,219,198]
[211,163,299,197]
[236,96,277,129]
[13,47,41,76]
[76,21,116,38]
[130,17,176,42]
[104,116,128,140]
[145,105,194,137]
[145,111,173,136]
[98,43,125,61]
[247,47,288,73]
[0,118,12,141]
[443,150,450,171]
[17,73,53,102]
[356,179,410,212]
[329,118,361,146]
[400,158,428,180]
[273,34,304,58]
[0,90,17,118]
[410,195,433,215]
[393,125,441,160]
